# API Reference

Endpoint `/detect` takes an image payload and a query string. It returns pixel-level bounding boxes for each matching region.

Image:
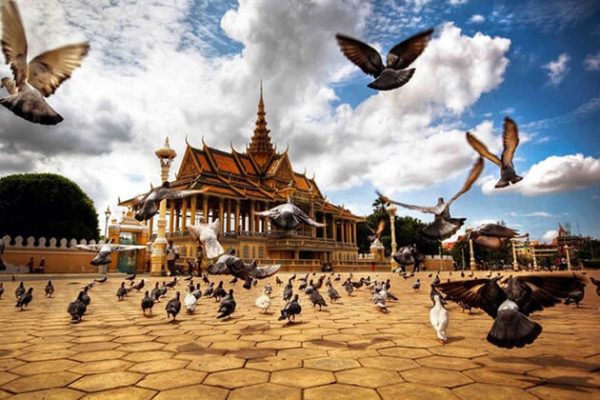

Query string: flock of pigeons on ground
[2,269,597,350]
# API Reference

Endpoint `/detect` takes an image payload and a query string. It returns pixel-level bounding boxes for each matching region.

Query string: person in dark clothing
[27,257,34,274]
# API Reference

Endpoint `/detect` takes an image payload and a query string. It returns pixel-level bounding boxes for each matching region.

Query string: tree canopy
[0,173,99,241]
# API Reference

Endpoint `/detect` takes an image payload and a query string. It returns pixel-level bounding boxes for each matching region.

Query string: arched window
[243,245,250,259]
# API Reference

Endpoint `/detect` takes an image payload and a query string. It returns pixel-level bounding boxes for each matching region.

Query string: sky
[0,0,599,243]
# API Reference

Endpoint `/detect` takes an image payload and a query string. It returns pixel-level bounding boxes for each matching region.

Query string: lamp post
[150,137,177,276]
[385,202,397,272]
[511,239,519,271]
[564,245,572,270]
[467,227,476,271]
[104,206,111,239]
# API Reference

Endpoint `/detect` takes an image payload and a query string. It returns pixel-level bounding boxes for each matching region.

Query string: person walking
[165,241,179,276]
[27,257,34,274]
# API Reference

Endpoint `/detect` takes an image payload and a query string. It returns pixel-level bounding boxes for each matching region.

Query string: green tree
[0,173,99,240]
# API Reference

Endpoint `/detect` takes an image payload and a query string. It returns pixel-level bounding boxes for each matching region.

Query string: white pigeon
[255,287,271,313]
[372,288,388,312]
[184,289,198,314]
[430,294,449,343]
[188,218,224,259]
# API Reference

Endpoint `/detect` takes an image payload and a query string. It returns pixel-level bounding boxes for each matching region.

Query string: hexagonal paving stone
[152,384,228,400]
[528,367,600,388]
[186,355,246,372]
[336,367,403,388]
[18,350,77,362]
[305,384,380,400]
[68,359,133,375]
[256,340,301,350]
[69,350,126,363]
[245,356,302,372]
[379,382,461,400]
[203,368,269,389]
[3,371,81,393]
[453,383,539,400]
[228,383,301,400]
[137,369,207,390]
[303,357,361,371]
[228,348,276,360]
[359,356,420,371]
[128,358,189,374]
[429,346,488,359]
[117,342,165,352]
[69,371,143,392]
[69,343,120,352]
[528,384,600,400]
[0,371,19,385]
[122,351,173,362]
[418,356,480,371]
[464,368,541,389]
[9,388,84,400]
[401,367,473,388]
[79,387,156,400]
[271,368,335,388]
[378,346,431,359]
[10,359,80,376]
[278,348,328,359]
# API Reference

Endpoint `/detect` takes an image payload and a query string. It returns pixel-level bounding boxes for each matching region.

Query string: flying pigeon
[467,117,522,188]
[166,291,181,320]
[217,289,236,319]
[435,273,585,348]
[335,28,434,91]
[278,294,301,323]
[564,281,585,307]
[469,223,527,250]
[94,276,107,283]
[393,244,424,273]
[67,291,87,323]
[132,182,206,221]
[0,0,89,125]
[76,240,146,267]
[430,294,449,343]
[188,218,224,259]
[364,219,386,243]
[207,249,280,289]
[141,290,154,317]
[590,277,600,297]
[255,200,324,231]
[378,157,484,240]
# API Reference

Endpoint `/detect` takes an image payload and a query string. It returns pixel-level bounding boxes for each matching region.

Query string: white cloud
[449,0,468,5]
[482,153,600,196]
[0,2,511,227]
[583,52,600,71]
[543,53,570,85]
[542,229,558,242]
[468,14,485,24]
[508,211,554,218]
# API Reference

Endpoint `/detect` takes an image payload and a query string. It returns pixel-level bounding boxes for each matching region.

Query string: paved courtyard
[0,270,598,400]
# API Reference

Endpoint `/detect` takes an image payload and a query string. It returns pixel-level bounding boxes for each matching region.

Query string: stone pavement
[0,270,598,399]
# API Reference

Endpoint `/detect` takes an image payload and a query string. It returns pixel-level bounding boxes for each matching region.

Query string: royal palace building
[122,87,363,269]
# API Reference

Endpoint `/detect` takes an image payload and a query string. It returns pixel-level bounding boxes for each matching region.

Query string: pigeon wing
[515,273,585,315]
[387,28,434,70]
[590,277,600,288]
[253,264,281,279]
[335,33,385,77]
[436,278,507,318]
[256,204,284,218]
[445,157,484,208]
[1,0,28,88]
[376,190,438,214]
[76,244,103,252]
[112,245,147,252]
[162,188,206,200]
[501,117,519,166]
[27,42,90,97]
[204,238,224,259]
[466,132,502,167]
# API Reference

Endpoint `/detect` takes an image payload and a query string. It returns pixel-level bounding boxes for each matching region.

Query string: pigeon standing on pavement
[217,289,236,319]
[141,290,154,317]
[116,282,127,301]
[412,279,421,292]
[184,287,198,314]
[133,279,145,292]
[283,279,294,302]
[564,281,585,308]
[15,287,32,310]
[255,287,271,313]
[203,282,215,297]
[44,280,54,297]
[279,294,301,323]
[335,28,434,91]
[81,286,91,306]
[310,289,327,311]
[166,292,181,320]
[212,281,226,302]
[67,291,87,323]
[430,294,449,343]
[326,281,341,302]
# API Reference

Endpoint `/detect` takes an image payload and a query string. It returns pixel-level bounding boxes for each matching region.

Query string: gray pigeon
[141,290,154,316]
[256,200,324,231]
[15,281,24,299]
[467,117,522,189]
[310,289,327,311]
[470,223,527,250]
[67,291,87,323]
[335,28,433,91]
[133,182,205,221]
[217,289,236,319]
[279,294,301,323]
[44,280,54,297]
[166,292,181,320]
[0,0,89,125]
[208,249,280,290]
[116,282,127,301]
[378,157,483,241]
[15,287,32,310]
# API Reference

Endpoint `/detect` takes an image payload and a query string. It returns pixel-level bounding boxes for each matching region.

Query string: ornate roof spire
[248,81,275,160]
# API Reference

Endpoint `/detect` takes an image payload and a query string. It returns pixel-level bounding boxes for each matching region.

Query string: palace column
[353,222,357,245]
[190,196,197,226]
[309,202,316,238]
[249,200,255,232]
[226,199,232,233]
[321,213,327,239]
[181,198,188,232]
[332,218,337,242]
[202,195,209,223]
[168,202,175,235]
[175,206,180,232]
[147,216,154,239]
[235,200,241,234]
[218,198,224,233]
[341,220,346,243]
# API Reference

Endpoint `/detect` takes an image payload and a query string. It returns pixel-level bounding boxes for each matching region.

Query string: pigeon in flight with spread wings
[469,223,528,250]
[335,28,433,91]
[76,239,146,267]
[364,219,385,244]
[467,117,522,189]
[435,273,585,348]
[377,157,484,240]
[133,182,206,221]
[0,0,89,124]
[256,200,324,231]
[188,218,224,259]
[207,249,281,290]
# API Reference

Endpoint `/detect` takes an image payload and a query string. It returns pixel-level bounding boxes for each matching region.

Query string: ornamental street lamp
[150,137,177,276]
[384,202,397,272]
[466,226,476,271]
[104,206,111,239]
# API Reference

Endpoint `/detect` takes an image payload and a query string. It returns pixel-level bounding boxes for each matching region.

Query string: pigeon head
[135,200,158,221]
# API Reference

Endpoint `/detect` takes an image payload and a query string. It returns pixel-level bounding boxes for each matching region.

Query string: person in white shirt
[165,240,179,276]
